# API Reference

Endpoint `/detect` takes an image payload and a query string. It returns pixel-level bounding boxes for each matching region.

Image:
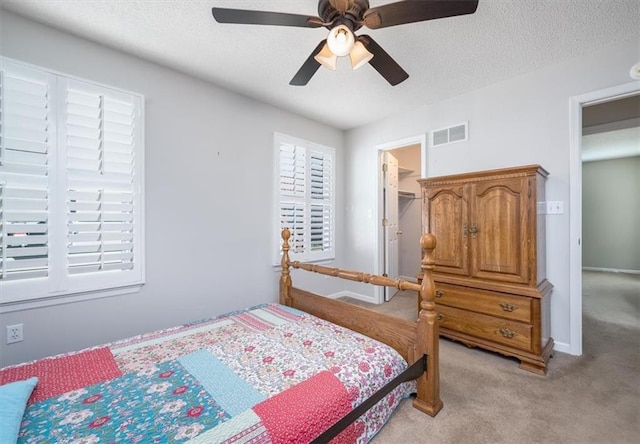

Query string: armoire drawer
[434,283,532,323]
[437,305,533,352]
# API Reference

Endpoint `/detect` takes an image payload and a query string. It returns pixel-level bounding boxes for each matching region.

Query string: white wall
[583,156,640,271]
[344,36,640,353]
[0,12,345,367]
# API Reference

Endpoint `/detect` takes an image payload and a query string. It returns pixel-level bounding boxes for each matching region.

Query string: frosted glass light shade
[349,41,373,70]
[314,44,338,71]
[630,61,640,79]
[327,25,355,57]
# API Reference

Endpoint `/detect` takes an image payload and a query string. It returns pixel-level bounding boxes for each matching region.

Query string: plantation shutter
[275,134,334,264]
[62,79,138,278]
[1,56,144,305]
[279,143,306,254]
[0,62,54,282]
[309,150,333,253]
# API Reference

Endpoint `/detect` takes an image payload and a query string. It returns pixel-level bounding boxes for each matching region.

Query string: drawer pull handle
[435,290,444,298]
[499,302,518,312]
[499,328,516,339]
[436,313,444,321]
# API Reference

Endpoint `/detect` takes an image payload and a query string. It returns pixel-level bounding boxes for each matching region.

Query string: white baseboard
[582,267,640,275]
[327,290,379,304]
[399,275,418,283]
[552,340,574,355]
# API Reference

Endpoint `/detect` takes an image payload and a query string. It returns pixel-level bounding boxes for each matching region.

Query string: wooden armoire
[418,165,553,375]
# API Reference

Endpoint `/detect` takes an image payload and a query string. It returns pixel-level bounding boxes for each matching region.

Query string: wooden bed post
[280,228,442,417]
[413,233,443,416]
[279,229,293,306]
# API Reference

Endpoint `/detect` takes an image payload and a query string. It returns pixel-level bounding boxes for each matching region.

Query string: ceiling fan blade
[290,40,326,86]
[359,35,408,86]
[212,7,323,28]
[363,0,479,29]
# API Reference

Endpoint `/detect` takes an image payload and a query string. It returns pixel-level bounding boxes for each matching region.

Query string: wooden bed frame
[279,229,442,420]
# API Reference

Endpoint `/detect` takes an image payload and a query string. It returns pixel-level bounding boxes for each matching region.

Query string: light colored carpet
[340,289,418,321]
[339,271,640,443]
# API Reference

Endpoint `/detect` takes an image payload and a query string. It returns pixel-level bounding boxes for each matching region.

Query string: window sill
[0,284,144,314]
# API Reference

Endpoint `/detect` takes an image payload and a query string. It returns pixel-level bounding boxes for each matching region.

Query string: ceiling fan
[211,0,479,86]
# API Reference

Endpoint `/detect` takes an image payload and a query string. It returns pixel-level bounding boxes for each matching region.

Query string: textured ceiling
[2,0,639,130]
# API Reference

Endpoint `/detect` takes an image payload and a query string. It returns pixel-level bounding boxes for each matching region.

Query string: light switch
[546,201,564,215]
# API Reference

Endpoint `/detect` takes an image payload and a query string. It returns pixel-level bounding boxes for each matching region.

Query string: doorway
[569,82,640,355]
[375,134,427,304]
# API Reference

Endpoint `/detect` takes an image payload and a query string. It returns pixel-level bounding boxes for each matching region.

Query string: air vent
[431,122,468,147]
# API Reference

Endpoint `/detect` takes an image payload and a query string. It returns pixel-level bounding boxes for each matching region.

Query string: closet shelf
[398,190,416,199]
[398,166,414,175]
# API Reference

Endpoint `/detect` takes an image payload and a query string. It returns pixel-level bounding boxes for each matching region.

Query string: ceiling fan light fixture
[327,24,355,57]
[349,41,374,70]
[212,0,480,86]
[630,61,640,79]
[314,43,338,70]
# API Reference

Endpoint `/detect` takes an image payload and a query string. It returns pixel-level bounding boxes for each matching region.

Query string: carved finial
[421,233,437,252]
[281,228,291,265]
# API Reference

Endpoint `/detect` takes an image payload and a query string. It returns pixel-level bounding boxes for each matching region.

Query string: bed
[0,230,441,443]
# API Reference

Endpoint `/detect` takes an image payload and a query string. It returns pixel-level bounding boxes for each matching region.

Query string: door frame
[382,151,400,301]
[374,134,427,303]
[568,80,639,356]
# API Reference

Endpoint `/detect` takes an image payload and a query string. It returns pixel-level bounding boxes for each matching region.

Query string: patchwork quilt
[0,304,414,443]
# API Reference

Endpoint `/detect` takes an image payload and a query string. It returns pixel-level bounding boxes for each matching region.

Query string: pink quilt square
[253,371,359,444]
[0,347,122,404]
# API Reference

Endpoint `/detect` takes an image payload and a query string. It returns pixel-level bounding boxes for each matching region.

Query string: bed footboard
[279,229,442,417]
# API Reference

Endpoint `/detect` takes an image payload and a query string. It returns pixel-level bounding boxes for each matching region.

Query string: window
[0,57,145,306]
[274,133,334,264]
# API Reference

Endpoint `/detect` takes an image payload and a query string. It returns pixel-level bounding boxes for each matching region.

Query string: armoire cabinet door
[469,177,530,284]
[422,185,469,276]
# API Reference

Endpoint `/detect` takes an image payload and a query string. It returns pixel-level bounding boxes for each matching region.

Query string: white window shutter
[279,143,305,199]
[279,142,306,255]
[63,81,137,277]
[0,63,54,282]
[274,134,334,264]
[1,56,144,305]
[280,202,305,254]
[309,149,333,253]
[58,77,144,296]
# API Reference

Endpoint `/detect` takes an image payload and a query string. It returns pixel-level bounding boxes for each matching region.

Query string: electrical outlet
[6,323,23,344]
